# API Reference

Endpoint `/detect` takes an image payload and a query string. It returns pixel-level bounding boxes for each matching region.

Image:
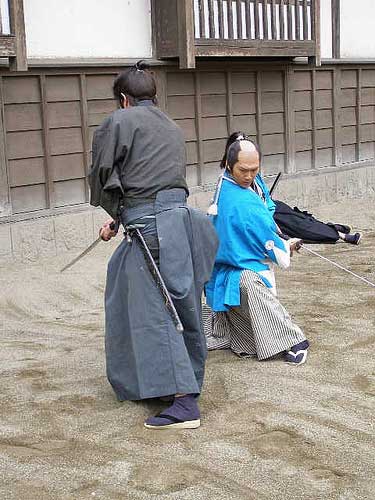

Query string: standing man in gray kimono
[89,61,218,429]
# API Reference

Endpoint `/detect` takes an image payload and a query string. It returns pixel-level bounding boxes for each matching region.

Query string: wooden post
[284,66,296,174]
[9,0,27,71]
[177,0,196,69]
[332,0,340,59]
[356,69,362,162]
[308,0,321,66]
[333,67,342,165]
[0,77,11,216]
[226,71,233,135]
[79,74,90,202]
[39,75,55,208]
[311,69,317,169]
[194,72,204,185]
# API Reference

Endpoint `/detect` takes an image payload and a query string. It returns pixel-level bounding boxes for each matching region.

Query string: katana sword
[60,221,118,273]
[269,172,282,197]
[301,245,375,288]
[128,225,184,333]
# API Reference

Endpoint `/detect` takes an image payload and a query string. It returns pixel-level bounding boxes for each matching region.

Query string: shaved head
[227,139,261,170]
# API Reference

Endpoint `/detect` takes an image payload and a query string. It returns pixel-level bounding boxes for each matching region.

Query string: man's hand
[289,238,303,257]
[99,219,118,241]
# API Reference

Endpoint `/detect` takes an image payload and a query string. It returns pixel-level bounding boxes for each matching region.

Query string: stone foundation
[1,163,374,263]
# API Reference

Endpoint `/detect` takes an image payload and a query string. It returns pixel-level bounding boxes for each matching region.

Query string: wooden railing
[152,0,320,68]
[0,0,27,71]
[194,0,315,42]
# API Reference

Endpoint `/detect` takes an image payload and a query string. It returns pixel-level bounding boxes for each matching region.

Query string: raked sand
[0,197,374,500]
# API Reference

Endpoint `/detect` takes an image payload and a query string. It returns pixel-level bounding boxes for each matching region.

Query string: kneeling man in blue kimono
[205,138,309,365]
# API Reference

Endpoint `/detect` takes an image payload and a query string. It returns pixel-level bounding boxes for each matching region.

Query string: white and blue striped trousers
[203,270,306,360]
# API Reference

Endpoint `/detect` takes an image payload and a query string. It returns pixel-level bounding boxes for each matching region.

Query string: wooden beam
[0,77,12,216]
[245,0,251,39]
[199,0,206,38]
[177,0,196,69]
[356,68,362,162]
[332,0,340,59]
[308,0,321,65]
[256,71,263,154]
[255,0,260,39]
[332,67,342,165]
[226,71,233,135]
[0,35,16,56]
[311,69,317,169]
[284,66,296,173]
[9,0,27,71]
[79,74,90,202]
[302,0,308,40]
[194,72,204,185]
[218,0,225,39]
[39,75,55,208]
[262,0,269,40]
[270,0,277,40]
[280,0,285,40]
[208,0,215,38]
[236,0,243,39]
[228,0,234,39]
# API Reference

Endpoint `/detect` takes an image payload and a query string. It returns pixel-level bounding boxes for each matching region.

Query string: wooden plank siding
[0,63,375,217]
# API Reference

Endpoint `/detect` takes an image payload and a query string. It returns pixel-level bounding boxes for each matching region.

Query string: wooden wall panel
[7,130,44,159]
[10,184,47,213]
[232,93,256,115]
[201,95,227,117]
[49,129,83,156]
[87,100,116,126]
[50,154,86,182]
[167,73,195,95]
[3,77,41,103]
[2,63,375,217]
[5,103,42,131]
[86,75,116,100]
[231,73,256,93]
[54,178,86,207]
[168,96,196,118]
[8,158,45,187]
[45,76,81,102]
[232,115,257,134]
[200,73,226,94]
[47,102,82,129]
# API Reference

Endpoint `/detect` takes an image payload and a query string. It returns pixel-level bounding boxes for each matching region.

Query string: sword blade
[302,245,375,288]
[60,236,102,273]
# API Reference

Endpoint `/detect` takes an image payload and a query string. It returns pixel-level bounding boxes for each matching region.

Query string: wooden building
[0,1,374,260]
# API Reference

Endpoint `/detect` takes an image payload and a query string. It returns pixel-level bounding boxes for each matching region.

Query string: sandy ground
[0,198,374,500]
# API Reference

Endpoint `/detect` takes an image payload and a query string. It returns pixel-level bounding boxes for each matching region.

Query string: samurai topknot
[113,60,157,105]
[223,131,262,170]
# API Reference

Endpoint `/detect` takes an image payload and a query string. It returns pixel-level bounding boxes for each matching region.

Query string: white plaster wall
[320,0,332,59]
[24,0,152,59]
[341,0,375,58]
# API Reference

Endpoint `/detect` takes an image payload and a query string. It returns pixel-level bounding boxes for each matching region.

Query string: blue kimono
[205,174,290,312]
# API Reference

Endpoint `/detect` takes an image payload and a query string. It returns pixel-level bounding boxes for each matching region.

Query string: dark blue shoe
[144,394,201,430]
[285,340,309,365]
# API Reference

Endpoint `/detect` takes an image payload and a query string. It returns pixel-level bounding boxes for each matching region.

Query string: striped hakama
[204,270,306,360]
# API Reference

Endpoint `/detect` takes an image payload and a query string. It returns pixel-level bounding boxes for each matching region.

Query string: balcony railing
[152,0,320,68]
[0,0,27,70]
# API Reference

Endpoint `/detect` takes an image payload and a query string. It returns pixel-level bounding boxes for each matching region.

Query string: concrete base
[1,164,374,263]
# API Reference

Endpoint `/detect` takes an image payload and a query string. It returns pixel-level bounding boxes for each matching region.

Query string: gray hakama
[105,189,218,401]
